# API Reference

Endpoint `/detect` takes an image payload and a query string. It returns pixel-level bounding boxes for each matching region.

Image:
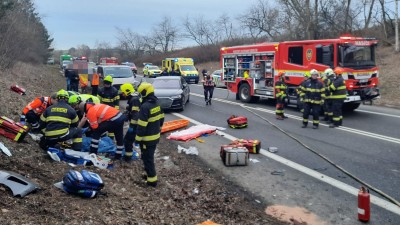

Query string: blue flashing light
[174,58,178,62]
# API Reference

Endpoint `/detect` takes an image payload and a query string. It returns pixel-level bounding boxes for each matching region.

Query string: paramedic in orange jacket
[79,102,126,159]
[22,93,57,132]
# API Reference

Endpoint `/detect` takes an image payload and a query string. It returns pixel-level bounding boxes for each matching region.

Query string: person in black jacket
[65,69,80,92]
[203,73,216,105]
[120,83,142,162]
[135,82,164,187]
[329,68,347,128]
[300,69,326,129]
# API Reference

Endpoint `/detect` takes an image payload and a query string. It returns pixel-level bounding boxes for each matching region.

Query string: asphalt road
[138,75,400,224]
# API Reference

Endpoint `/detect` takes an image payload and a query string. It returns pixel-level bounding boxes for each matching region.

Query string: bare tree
[151,16,179,53]
[216,13,237,41]
[115,27,147,58]
[182,15,220,46]
[76,44,91,58]
[363,0,376,29]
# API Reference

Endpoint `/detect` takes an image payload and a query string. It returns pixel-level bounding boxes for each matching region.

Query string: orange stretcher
[161,119,189,134]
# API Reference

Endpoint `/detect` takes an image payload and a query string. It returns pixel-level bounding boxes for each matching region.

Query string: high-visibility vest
[92,73,99,86]
[79,74,89,87]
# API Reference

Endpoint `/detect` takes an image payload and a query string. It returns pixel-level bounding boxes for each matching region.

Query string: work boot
[301,123,307,128]
[146,181,157,187]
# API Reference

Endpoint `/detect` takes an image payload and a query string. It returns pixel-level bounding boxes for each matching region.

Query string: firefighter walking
[39,90,82,151]
[301,69,325,129]
[120,83,142,162]
[22,93,57,132]
[329,68,347,128]
[275,71,287,120]
[203,73,216,105]
[135,82,164,187]
[80,102,126,158]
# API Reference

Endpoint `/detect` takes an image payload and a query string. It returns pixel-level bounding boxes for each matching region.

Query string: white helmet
[310,69,319,76]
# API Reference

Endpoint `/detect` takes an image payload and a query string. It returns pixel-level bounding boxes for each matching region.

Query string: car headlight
[170,95,181,99]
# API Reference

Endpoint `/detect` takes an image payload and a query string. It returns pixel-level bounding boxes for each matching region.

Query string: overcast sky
[34,0,254,50]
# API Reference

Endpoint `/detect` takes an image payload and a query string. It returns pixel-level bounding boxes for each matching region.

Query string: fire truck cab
[220,36,379,111]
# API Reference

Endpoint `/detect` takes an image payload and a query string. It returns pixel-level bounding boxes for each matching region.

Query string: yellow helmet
[56,89,69,100]
[120,83,135,96]
[104,75,113,83]
[304,71,311,78]
[68,95,82,105]
[310,69,319,76]
[137,82,154,98]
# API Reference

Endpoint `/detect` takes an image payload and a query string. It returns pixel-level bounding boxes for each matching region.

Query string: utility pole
[396,0,399,52]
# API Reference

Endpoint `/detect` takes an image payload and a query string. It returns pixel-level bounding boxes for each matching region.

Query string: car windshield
[339,44,376,69]
[180,65,196,71]
[149,66,159,70]
[103,67,133,78]
[153,79,181,89]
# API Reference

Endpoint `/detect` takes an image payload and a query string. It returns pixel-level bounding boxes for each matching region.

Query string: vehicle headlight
[170,95,181,99]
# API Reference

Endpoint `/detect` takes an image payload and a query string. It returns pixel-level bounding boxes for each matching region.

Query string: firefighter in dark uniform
[120,83,142,162]
[297,71,311,113]
[322,68,335,123]
[97,75,120,139]
[203,73,216,105]
[135,82,164,187]
[301,69,326,129]
[275,71,287,120]
[39,90,82,151]
[329,67,347,128]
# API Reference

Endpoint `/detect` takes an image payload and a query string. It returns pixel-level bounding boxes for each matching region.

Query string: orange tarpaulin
[161,119,189,134]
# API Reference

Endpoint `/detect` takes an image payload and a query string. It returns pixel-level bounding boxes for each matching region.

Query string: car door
[181,77,189,102]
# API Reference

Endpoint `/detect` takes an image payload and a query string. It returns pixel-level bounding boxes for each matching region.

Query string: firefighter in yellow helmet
[300,69,325,129]
[38,89,82,151]
[275,71,287,120]
[97,75,120,139]
[120,83,142,162]
[322,68,335,122]
[135,82,164,187]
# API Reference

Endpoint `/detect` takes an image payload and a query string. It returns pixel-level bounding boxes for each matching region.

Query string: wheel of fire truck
[343,102,361,112]
[238,83,259,103]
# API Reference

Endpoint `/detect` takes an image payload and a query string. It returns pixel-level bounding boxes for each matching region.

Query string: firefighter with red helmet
[301,69,326,129]
[79,102,126,158]
[38,90,82,151]
[203,72,216,105]
[275,71,287,120]
[22,93,58,132]
[329,67,347,128]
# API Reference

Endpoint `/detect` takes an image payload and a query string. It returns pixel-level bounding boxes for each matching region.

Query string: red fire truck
[99,57,119,65]
[220,36,379,111]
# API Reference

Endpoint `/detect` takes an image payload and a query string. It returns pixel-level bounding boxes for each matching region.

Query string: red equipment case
[0,116,29,142]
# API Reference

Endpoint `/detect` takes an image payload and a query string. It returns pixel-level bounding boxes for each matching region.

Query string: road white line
[190,93,400,145]
[171,112,400,216]
[355,109,400,118]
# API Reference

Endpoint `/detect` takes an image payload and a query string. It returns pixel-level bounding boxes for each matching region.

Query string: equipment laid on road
[168,124,225,142]
[227,115,248,129]
[231,139,261,154]
[358,186,370,222]
[161,119,189,134]
[62,169,104,198]
[220,145,249,166]
[10,84,26,95]
[0,116,29,142]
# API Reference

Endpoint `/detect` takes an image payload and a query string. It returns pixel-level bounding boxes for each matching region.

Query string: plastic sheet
[168,124,225,142]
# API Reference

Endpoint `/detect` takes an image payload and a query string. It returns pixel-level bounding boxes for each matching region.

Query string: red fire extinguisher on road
[358,186,370,222]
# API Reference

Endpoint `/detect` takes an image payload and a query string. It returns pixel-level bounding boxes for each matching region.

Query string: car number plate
[360,79,368,83]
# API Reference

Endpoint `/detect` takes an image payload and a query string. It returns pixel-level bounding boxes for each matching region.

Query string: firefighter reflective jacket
[86,104,121,130]
[23,96,52,115]
[301,79,326,104]
[91,73,100,86]
[135,94,164,146]
[126,93,141,126]
[297,78,309,99]
[274,80,287,99]
[98,86,120,109]
[39,101,79,138]
[329,76,347,99]
[322,77,333,99]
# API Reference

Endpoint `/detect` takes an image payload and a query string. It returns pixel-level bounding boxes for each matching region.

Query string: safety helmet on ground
[137,82,154,98]
[120,83,134,96]
[334,67,344,75]
[104,75,113,84]
[310,69,319,76]
[56,89,69,100]
[304,71,311,78]
[68,95,82,105]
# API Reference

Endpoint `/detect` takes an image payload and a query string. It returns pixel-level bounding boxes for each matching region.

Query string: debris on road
[0,170,39,197]
[177,145,199,155]
[271,170,285,176]
[268,147,278,153]
[249,158,260,163]
[10,84,26,95]
[313,167,327,171]
[0,142,12,156]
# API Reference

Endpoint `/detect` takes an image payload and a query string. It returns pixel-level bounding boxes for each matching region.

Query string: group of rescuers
[274,67,346,129]
[22,76,163,187]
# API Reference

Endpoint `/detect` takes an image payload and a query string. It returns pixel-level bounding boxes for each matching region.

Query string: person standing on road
[329,67,347,128]
[135,82,164,187]
[120,83,142,162]
[275,71,287,120]
[297,71,311,113]
[321,68,335,123]
[91,68,100,96]
[301,69,325,129]
[203,73,216,105]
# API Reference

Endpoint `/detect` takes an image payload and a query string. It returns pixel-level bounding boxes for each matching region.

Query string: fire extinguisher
[358,186,370,222]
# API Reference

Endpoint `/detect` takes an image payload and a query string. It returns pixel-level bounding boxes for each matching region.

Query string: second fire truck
[220,36,380,111]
